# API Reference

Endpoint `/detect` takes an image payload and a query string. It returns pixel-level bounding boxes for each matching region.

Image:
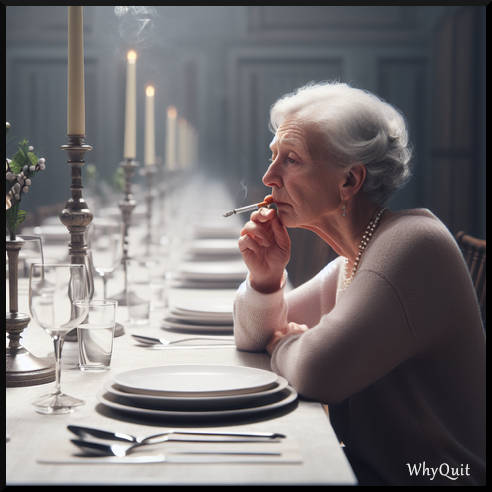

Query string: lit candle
[178,117,187,169]
[67,6,85,135]
[124,50,137,159]
[165,106,177,170]
[144,85,155,166]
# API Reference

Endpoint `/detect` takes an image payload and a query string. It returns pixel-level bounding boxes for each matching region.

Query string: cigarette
[223,195,274,217]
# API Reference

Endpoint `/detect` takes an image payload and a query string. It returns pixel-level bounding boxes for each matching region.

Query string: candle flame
[167,106,177,118]
[146,85,155,97]
[127,50,137,63]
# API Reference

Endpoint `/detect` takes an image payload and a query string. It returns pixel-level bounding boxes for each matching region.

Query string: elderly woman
[233,82,485,485]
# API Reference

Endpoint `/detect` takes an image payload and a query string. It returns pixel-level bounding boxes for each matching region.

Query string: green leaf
[6,204,27,236]
[9,153,23,173]
[27,152,38,166]
[15,209,27,228]
[6,203,18,234]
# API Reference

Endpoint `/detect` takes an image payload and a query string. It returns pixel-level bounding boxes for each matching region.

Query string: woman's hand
[266,321,309,354]
[238,207,291,293]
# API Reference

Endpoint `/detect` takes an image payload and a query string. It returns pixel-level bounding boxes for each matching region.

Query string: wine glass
[29,263,90,414]
[88,225,122,299]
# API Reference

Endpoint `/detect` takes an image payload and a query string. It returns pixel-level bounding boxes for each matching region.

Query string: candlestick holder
[142,164,157,253]
[113,158,139,306]
[59,135,94,342]
[6,238,56,387]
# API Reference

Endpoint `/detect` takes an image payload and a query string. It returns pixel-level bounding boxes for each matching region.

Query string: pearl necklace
[343,208,386,289]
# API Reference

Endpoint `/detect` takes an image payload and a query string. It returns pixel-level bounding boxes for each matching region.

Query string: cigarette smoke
[240,179,248,200]
[114,6,158,47]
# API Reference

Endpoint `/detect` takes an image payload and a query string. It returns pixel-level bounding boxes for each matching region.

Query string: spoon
[67,425,286,443]
[70,438,282,458]
[131,334,234,346]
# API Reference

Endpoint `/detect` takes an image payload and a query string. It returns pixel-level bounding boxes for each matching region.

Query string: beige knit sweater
[233,209,485,485]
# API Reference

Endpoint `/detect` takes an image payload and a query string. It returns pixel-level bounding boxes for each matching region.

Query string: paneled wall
[6,6,485,286]
[430,7,486,238]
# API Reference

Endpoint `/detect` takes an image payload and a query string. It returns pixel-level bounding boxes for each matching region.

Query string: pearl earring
[341,204,347,217]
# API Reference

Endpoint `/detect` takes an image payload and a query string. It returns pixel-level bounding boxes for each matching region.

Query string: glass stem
[52,335,64,395]
[102,275,108,300]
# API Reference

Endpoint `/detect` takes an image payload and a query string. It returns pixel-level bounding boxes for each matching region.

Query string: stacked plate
[97,364,297,421]
[193,223,239,240]
[172,260,248,289]
[186,239,240,260]
[163,295,234,333]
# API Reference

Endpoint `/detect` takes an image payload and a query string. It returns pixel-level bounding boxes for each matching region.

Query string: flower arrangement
[5,122,47,240]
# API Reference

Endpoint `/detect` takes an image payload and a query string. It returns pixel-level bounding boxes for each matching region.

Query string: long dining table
[6,291,356,485]
[6,182,356,485]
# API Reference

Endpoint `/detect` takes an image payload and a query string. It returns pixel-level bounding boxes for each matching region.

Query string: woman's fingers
[270,215,290,251]
[238,234,262,256]
[287,321,309,334]
[251,207,276,223]
[240,220,273,247]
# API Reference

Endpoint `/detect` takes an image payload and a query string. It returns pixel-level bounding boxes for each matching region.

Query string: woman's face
[262,118,347,228]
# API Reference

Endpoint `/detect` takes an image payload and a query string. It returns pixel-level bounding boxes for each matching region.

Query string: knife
[38,454,302,465]
[67,425,286,442]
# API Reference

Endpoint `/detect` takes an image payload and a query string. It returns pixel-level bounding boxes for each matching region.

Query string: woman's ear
[340,164,366,201]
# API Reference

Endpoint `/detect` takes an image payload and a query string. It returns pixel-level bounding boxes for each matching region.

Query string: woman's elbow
[285,351,349,405]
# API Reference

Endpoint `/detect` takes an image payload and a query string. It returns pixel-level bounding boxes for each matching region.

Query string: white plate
[170,307,232,318]
[170,278,243,289]
[167,312,233,326]
[168,288,238,307]
[97,385,297,420]
[171,299,233,315]
[178,261,247,280]
[189,238,239,250]
[161,319,233,333]
[112,365,279,397]
[103,376,289,410]
[193,225,239,239]
[188,239,239,254]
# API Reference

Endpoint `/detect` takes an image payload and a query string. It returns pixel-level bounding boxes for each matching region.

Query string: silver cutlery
[39,455,302,465]
[67,425,286,443]
[70,438,282,458]
[131,334,235,346]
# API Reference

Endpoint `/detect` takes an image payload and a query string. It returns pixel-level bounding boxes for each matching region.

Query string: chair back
[455,231,486,328]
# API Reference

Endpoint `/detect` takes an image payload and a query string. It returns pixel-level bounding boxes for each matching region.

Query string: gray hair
[269,81,412,205]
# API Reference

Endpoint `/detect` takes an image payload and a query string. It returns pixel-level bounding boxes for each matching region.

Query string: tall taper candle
[165,106,177,170]
[67,6,85,135]
[124,50,137,159]
[177,117,186,169]
[144,85,155,165]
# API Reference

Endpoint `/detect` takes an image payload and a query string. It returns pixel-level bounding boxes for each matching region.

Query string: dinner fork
[131,334,234,346]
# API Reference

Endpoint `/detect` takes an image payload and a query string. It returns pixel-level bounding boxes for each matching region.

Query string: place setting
[96,364,298,422]
[39,422,303,465]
